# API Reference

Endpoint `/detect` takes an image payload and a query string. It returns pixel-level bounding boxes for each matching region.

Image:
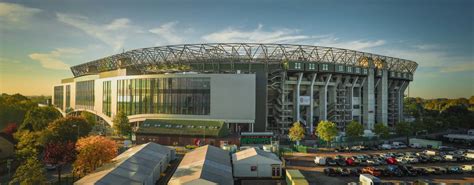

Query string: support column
[376,70,388,125]
[309,73,317,133]
[398,81,408,122]
[319,74,332,121]
[295,73,303,122]
[363,68,375,130]
[350,77,359,120]
[358,77,366,123]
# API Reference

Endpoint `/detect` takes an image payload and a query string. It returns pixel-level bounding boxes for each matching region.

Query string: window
[353,105,360,109]
[295,63,301,69]
[363,69,368,74]
[322,64,328,70]
[102,81,112,116]
[76,80,95,110]
[54,86,64,109]
[272,166,281,177]
[338,65,344,71]
[347,67,352,73]
[251,166,257,171]
[355,68,360,73]
[308,63,315,70]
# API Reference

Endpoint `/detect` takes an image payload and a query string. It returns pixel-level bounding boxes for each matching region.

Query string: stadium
[52,43,417,137]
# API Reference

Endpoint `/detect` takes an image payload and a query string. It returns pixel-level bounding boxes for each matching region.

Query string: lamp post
[72,124,79,139]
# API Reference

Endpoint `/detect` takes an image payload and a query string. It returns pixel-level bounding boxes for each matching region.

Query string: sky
[0,0,472,98]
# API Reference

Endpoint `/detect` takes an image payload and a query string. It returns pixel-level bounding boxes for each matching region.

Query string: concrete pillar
[350,77,359,120]
[319,74,332,121]
[376,70,388,125]
[358,77,366,123]
[308,73,317,134]
[398,81,408,122]
[295,73,303,122]
[363,68,375,130]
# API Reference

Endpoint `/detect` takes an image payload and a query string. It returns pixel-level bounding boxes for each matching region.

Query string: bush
[185,145,198,150]
[294,145,308,153]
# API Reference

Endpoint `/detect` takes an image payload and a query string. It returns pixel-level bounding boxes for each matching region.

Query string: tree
[44,116,92,143]
[3,123,17,135]
[374,123,390,139]
[73,136,118,177]
[395,122,412,136]
[113,111,131,137]
[21,106,61,131]
[0,94,36,131]
[44,141,76,184]
[81,112,97,127]
[14,130,43,160]
[316,120,338,143]
[9,157,47,185]
[288,121,305,145]
[346,120,364,138]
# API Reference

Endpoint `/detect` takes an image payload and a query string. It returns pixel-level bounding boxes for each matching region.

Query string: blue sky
[0,0,472,98]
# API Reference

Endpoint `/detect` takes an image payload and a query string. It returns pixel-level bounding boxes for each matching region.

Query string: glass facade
[65,85,70,108]
[54,86,64,109]
[117,77,210,116]
[102,81,112,116]
[76,80,95,110]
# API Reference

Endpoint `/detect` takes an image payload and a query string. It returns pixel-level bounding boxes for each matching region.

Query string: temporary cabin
[168,145,234,185]
[74,142,175,185]
[232,147,283,178]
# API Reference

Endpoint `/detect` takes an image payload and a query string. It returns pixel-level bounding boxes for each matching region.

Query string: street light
[72,124,79,139]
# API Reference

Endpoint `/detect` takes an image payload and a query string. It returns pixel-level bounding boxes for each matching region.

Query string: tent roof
[75,142,173,185]
[232,147,281,163]
[169,145,233,185]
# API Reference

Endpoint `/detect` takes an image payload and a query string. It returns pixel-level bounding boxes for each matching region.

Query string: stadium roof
[169,145,234,185]
[70,43,418,77]
[74,142,173,185]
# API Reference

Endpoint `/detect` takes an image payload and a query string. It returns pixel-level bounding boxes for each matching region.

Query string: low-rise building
[169,145,234,185]
[74,142,175,185]
[0,133,15,159]
[232,147,282,178]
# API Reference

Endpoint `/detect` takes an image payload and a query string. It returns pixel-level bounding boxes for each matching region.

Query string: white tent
[168,145,234,185]
[74,142,175,185]
[232,147,282,178]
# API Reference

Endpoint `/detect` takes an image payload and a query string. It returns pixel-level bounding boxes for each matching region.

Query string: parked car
[349,168,359,176]
[425,167,437,175]
[340,168,351,176]
[386,157,397,165]
[413,167,429,176]
[345,157,356,166]
[380,144,392,150]
[447,166,463,174]
[433,167,447,174]
[324,168,338,176]
[405,156,419,164]
[327,157,337,166]
[361,167,382,177]
[385,165,403,177]
[461,165,473,173]
[314,156,327,165]
[399,165,417,176]
[45,164,57,171]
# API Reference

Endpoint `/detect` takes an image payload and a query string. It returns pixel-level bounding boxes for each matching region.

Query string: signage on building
[299,96,311,105]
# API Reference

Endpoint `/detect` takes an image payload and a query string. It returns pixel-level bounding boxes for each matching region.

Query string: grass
[137,119,229,137]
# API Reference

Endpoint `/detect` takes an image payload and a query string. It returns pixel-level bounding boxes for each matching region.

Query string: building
[169,145,234,185]
[232,147,282,178]
[285,169,309,185]
[0,133,15,159]
[52,43,417,134]
[74,142,175,185]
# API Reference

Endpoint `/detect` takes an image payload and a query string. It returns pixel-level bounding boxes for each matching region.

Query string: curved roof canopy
[71,43,418,77]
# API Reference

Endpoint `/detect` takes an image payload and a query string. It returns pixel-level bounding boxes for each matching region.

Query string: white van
[314,156,327,165]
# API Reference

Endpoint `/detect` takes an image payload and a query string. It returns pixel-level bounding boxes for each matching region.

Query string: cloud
[314,35,386,51]
[440,62,474,73]
[0,2,41,24]
[29,48,83,70]
[149,21,185,45]
[56,13,138,51]
[202,24,312,43]
[0,57,21,64]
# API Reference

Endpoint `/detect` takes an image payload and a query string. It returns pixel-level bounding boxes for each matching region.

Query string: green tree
[44,116,92,143]
[346,120,364,138]
[113,111,131,137]
[374,123,390,139]
[14,130,43,160]
[21,106,62,131]
[81,111,97,127]
[9,157,47,185]
[288,121,305,145]
[0,93,36,130]
[395,122,412,136]
[316,120,338,143]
